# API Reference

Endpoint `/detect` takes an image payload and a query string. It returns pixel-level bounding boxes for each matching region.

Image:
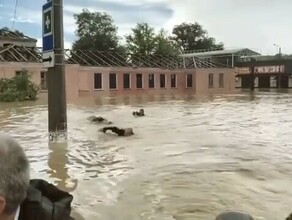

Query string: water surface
[0,92,291,220]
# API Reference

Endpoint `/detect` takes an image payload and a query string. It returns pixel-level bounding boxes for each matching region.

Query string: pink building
[0,31,236,100]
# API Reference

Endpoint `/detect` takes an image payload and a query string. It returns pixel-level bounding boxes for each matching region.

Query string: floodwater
[0,91,292,220]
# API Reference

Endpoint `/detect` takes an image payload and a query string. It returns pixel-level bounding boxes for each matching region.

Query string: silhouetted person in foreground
[88,116,112,124]
[216,211,292,220]
[98,126,134,136]
[0,133,74,220]
[216,211,254,220]
[132,109,145,117]
[286,213,292,220]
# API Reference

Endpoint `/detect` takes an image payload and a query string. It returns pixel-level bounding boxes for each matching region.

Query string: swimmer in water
[132,108,145,117]
[98,126,134,136]
[88,116,112,124]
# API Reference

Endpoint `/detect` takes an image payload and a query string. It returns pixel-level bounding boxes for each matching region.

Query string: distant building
[180,48,261,68]
[182,47,292,89]
[0,28,37,47]
[0,32,236,99]
[236,58,292,88]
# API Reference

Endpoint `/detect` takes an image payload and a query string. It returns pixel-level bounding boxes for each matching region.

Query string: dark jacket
[18,179,74,220]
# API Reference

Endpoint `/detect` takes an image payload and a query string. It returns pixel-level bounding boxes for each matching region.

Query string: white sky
[1,0,291,55]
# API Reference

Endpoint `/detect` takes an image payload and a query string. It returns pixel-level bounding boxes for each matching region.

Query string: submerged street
[0,92,292,220]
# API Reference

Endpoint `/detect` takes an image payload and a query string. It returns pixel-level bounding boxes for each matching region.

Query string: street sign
[42,1,54,52]
[42,1,55,68]
[42,51,55,68]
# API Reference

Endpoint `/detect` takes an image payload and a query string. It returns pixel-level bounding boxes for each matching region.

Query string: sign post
[42,0,67,142]
[42,1,54,68]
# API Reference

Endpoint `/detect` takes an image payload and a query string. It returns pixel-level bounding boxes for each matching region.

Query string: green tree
[125,23,157,55]
[0,69,39,102]
[72,9,121,51]
[155,29,178,55]
[171,22,224,52]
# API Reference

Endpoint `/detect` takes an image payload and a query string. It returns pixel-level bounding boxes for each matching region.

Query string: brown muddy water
[0,91,292,220]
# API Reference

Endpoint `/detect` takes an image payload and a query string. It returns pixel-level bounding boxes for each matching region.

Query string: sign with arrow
[42,51,55,68]
[42,0,55,68]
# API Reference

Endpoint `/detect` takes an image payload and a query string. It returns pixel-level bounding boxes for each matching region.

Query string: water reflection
[48,141,78,193]
[1,92,292,220]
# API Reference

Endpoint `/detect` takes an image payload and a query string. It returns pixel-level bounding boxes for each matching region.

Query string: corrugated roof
[181,48,261,58]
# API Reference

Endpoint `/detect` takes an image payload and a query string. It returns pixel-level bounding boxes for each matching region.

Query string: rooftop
[181,48,261,58]
[0,44,41,62]
[0,28,37,42]
[0,44,231,69]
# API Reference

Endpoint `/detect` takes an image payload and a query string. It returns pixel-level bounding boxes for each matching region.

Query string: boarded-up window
[136,74,143,89]
[40,71,48,90]
[171,74,177,88]
[186,74,193,88]
[160,74,166,88]
[15,71,23,76]
[109,73,117,89]
[123,73,130,89]
[94,73,102,89]
[208,73,214,88]
[219,73,224,87]
[149,74,155,88]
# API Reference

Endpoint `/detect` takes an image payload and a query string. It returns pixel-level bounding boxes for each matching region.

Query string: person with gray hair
[0,134,75,220]
[0,133,30,220]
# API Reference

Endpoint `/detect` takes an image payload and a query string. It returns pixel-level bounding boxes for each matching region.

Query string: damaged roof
[181,48,261,58]
[0,44,231,69]
[0,28,37,42]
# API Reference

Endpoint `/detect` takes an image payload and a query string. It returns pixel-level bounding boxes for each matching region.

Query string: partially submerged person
[0,133,74,220]
[132,109,145,117]
[98,126,134,136]
[88,116,112,124]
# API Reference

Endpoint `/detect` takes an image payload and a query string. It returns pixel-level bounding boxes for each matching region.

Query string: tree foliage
[0,69,39,102]
[72,9,121,51]
[171,22,224,52]
[126,23,178,55]
[71,9,224,56]
[126,23,157,55]
[155,29,178,55]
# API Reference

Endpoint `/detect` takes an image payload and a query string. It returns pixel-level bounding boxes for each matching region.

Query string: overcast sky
[0,0,291,55]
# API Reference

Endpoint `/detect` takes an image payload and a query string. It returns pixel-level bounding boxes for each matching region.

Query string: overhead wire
[11,0,19,30]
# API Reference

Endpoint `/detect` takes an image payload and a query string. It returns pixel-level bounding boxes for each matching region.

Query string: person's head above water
[0,134,30,220]
[124,128,134,136]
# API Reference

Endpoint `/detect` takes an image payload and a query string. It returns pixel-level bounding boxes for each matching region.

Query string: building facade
[0,62,235,100]
[236,59,292,88]
[0,30,236,100]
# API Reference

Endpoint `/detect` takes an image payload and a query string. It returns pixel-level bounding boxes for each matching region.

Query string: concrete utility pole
[42,0,67,141]
[273,43,282,57]
[273,43,282,88]
[250,58,256,91]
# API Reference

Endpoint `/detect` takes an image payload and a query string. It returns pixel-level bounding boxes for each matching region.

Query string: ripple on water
[1,92,292,220]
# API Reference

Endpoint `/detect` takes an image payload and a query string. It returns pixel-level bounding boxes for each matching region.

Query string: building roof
[0,44,231,69]
[0,28,37,42]
[181,48,261,58]
[65,49,230,69]
[0,44,41,62]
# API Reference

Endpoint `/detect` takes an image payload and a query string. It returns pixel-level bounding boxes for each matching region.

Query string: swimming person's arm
[102,127,125,136]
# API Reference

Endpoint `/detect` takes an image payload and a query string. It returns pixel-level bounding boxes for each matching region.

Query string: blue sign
[42,1,54,53]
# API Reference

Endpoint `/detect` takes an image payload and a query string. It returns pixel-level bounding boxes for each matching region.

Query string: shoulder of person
[19,179,74,220]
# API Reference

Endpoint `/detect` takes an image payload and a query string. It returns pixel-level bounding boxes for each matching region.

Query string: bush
[0,69,40,102]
